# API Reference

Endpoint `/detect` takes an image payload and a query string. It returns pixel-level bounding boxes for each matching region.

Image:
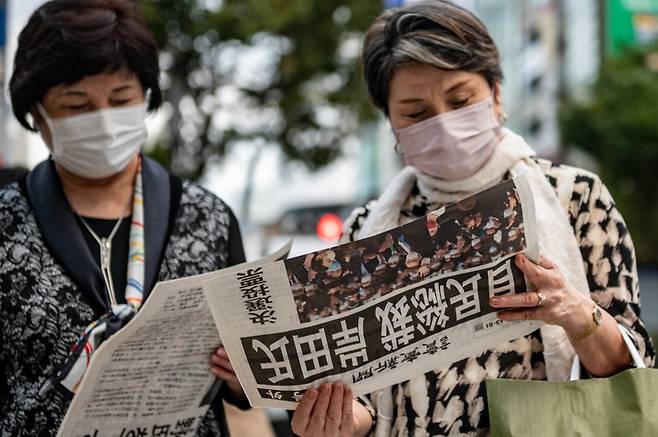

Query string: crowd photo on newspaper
[286,180,525,323]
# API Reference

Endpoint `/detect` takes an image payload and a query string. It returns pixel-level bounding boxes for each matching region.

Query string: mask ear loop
[492,85,508,125]
[35,104,53,128]
[35,104,57,153]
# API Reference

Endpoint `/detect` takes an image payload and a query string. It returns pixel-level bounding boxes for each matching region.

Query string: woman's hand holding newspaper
[291,383,372,437]
[210,347,247,400]
[491,254,632,376]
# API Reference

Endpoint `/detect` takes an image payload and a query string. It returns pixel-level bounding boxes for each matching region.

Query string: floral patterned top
[0,160,246,436]
[343,159,655,436]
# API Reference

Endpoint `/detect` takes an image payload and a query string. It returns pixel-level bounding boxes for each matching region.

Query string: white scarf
[359,129,590,435]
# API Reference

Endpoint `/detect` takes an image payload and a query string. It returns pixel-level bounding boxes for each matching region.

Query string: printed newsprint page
[203,174,542,409]
[56,243,291,437]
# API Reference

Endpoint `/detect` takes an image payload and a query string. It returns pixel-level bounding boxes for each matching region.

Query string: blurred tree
[138,0,381,182]
[560,45,658,265]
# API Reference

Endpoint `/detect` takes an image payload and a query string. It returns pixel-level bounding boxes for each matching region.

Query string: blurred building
[435,0,600,158]
[0,0,8,166]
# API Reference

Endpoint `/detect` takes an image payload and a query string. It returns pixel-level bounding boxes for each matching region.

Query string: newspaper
[56,243,291,437]
[203,174,542,409]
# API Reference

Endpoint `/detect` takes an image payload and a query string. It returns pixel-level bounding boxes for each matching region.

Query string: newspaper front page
[57,244,291,437]
[203,174,542,409]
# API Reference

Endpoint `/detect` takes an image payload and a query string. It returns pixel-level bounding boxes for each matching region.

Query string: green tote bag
[486,325,658,437]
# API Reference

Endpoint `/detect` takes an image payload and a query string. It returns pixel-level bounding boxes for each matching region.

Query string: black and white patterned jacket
[344,159,655,436]
[0,157,247,436]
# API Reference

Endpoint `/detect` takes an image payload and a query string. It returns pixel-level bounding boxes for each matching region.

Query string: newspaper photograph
[203,174,542,409]
[57,244,291,437]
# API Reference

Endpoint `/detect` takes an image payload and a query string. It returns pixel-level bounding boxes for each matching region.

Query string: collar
[25,156,172,315]
[140,156,171,297]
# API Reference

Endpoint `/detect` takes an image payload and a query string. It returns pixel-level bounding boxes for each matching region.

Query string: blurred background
[1,0,657,434]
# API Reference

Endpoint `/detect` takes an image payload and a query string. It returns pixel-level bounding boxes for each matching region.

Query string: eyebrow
[58,90,87,97]
[56,83,135,98]
[395,97,424,104]
[111,84,135,93]
[444,79,470,94]
[394,79,472,104]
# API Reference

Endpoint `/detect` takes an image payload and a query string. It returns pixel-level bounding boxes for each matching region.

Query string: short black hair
[9,0,162,131]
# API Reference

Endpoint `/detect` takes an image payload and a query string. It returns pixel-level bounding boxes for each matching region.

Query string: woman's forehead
[390,66,484,98]
[51,68,140,97]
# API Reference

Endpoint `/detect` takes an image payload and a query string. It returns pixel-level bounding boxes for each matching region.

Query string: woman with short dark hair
[291,1,655,436]
[0,1,245,435]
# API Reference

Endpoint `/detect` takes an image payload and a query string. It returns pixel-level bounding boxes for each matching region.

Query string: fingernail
[489,298,500,307]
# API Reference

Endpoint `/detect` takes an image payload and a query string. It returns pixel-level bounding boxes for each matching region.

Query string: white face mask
[37,103,148,179]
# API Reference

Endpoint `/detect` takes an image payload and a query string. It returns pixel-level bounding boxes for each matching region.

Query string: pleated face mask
[395,96,501,180]
[37,102,148,179]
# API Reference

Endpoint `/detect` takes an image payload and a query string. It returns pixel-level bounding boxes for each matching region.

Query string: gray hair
[361,0,503,114]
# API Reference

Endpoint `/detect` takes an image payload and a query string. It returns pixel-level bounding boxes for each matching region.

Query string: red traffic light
[316,213,343,242]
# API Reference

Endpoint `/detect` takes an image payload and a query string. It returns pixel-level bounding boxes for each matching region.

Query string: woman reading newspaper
[291,1,655,436]
[0,1,247,435]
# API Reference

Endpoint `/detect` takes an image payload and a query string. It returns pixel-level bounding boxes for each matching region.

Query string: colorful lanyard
[41,163,146,395]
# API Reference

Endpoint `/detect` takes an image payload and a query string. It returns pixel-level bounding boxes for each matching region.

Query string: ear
[493,82,502,103]
[390,123,403,154]
[492,82,506,123]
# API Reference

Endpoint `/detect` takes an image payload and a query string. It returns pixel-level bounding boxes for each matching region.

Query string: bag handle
[570,323,646,381]
[618,324,647,369]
